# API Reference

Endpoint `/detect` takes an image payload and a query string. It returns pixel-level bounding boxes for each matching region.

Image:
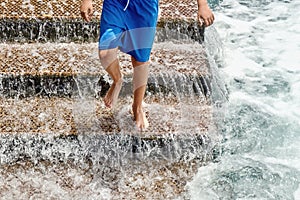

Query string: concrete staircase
[0,1,225,198]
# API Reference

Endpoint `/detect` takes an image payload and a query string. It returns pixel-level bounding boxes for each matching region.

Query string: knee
[131,56,150,67]
[98,49,118,69]
[98,49,109,60]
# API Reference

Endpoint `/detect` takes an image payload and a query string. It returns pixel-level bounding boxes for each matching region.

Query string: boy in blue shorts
[80,0,214,131]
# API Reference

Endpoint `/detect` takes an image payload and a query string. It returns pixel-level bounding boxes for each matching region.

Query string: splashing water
[7,0,299,199]
[0,24,225,200]
[187,0,300,199]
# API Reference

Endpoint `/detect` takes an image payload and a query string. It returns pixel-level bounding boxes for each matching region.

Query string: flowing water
[0,0,299,199]
[0,9,220,200]
[187,0,300,199]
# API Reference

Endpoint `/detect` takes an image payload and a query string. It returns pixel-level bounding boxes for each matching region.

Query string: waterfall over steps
[0,0,226,198]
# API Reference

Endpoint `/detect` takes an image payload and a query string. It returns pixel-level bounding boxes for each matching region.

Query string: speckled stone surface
[0,96,212,135]
[0,158,203,199]
[0,0,199,20]
[0,40,213,135]
[0,1,219,198]
[0,1,205,43]
[0,42,209,76]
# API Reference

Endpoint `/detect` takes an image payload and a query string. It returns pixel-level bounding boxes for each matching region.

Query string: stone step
[0,130,217,198]
[0,94,217,163]
[0,19,205,43]
[0,95,217,197]
[0,0,205,43]
[0,96,212,136]
[0,0,200,20]
[0,42,212,98]
[0,157,201,199]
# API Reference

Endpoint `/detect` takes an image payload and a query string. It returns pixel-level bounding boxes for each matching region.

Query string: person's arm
[197,0,214,27]
[80,0,94,22]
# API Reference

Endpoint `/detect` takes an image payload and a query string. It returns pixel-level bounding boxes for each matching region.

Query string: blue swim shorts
[99,0,159,62]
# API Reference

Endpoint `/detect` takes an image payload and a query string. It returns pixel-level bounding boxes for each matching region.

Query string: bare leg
[99,49,123,108]
[132,57,150,130]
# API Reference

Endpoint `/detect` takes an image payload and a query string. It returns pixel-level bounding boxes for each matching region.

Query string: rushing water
[1,0,299,199]
[187,0,300,199]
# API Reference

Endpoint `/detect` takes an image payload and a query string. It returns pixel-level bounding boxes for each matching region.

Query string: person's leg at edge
[99,48,123,108]
[131,56,150,130]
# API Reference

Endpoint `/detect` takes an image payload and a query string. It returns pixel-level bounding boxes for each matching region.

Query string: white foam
[190,0,300,198]
[186,163,219,200]
[294,186,300,200]
[215,13,253,34]
[221,48,263,79]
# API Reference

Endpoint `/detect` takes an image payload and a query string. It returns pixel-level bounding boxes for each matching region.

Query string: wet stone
[0,0,200,19]
[0,0,205,43]
[0,42,211,98]
[0,96,213,136]
[0,19,205,43]
[0,0,224,198]
[0,158,205,199]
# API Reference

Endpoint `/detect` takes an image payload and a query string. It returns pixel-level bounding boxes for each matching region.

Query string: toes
[104,96,112,108]
[134,111,149,131]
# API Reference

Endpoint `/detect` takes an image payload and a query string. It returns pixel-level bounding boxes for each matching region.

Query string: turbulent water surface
[0,0,299,199]
[187,0,300,199]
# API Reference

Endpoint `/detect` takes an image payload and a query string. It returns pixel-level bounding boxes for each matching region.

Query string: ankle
[113,77,123,84]
[132,104,143,112]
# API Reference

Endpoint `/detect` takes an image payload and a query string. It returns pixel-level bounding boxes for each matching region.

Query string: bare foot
[132,106,149,131]
[104,78,123,108]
